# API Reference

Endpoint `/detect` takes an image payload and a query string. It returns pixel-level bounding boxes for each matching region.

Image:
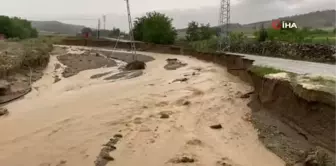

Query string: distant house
[0,34,5,40]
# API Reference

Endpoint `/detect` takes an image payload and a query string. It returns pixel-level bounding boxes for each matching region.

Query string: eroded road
[227,52,336,77]
[0,46,284,166]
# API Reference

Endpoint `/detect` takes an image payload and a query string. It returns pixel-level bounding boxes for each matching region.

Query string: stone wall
[229,41,336,64]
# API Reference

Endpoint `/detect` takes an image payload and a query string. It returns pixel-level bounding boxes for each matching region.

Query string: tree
[0,16,12,37]
[186,21,200,41]
[0,16,38,39]
[132,12,177,44]
[199,23,215,40]
[186,21,216,41]
[81,27,92,35]
[230,32,246,44]
[257,24,268,42]
[108,27,121,37]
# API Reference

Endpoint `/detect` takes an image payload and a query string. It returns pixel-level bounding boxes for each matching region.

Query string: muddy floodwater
[0,46,284,166]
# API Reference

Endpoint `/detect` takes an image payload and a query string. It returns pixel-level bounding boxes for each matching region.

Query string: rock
[54,75,61,83]
[102,143,117,150]
[114,134,123,138]
[291,148,334,166]
[164,58,188,70]
[210,124,222,129]
[54,63,61,70]
[0,80,10,95]
[166,58,178,62]
[102,154,114,161]
[124,60,146,70]
[240,93,251,98]
[332,53,336,60]
[160,113,169,119]
[179,157,195,163]
[182,100,191,105]
[0,107,8,116]
[172,78,188,83]
[304,149,331,166]
[133,117,142,124]
[170,155,196,163]
[186,139,202,146]
[216,157,236,166]
[55,160,67,166]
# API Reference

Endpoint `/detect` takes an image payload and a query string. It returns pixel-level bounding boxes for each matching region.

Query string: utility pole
[97,18,101,39]
[217,0,230,52]
[103,15,106,30]
[125,0,137,60]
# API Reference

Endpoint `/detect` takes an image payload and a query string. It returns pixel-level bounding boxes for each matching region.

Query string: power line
[125,0,137,60]
[97,19,101,39]
[103,15,106,30]
[218,0,231,52]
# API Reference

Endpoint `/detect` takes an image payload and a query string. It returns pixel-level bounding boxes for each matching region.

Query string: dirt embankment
[57,50,117,78]
[55,46,155,81]
[0,40,53,105]
[186,52,336,165]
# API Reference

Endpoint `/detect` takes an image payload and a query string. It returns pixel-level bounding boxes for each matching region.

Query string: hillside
[31,21,85,35]
[177,10,336,36]
[241,10,336,32]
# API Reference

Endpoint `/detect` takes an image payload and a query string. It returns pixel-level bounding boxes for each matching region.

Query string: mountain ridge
[30,9,336,35]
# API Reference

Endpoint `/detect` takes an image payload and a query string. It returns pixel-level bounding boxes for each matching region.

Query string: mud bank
[55,46,154,79]
[59,39,335,164]
[183,52,335,164]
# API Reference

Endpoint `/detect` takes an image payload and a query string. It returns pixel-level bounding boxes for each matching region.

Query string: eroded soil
[57,50,117,78]
[0,47,66,105]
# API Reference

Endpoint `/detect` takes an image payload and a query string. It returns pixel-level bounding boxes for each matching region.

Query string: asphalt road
[102,37,143,43]
[226,52,336,77]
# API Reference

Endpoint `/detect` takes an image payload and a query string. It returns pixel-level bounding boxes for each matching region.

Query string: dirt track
[0,46,284,166]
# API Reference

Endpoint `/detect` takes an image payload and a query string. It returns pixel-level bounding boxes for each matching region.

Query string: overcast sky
[0,0,335,30]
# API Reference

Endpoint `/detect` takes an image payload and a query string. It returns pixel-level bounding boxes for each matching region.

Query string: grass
[306,76,336,84]
[300,75,336,93]
[249,65,287,77]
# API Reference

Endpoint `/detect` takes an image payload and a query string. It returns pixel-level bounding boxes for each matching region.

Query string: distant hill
[31,21,86,35]
[238,10,336,32]
[177,10,336,37]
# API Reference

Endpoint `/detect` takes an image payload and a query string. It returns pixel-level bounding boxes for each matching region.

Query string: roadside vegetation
[0,15,63,79]
[0,38,55,78]
[249,65,287,77]
[0,16,38,39]
[80,27,129,39]
[132,12,177,44]
[186,22,336,52]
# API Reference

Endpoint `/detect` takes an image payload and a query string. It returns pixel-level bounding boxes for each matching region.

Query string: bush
[133,12,177,44]
[0,16,38,39]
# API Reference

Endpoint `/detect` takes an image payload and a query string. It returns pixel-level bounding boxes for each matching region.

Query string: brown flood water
[0,47,284,166]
